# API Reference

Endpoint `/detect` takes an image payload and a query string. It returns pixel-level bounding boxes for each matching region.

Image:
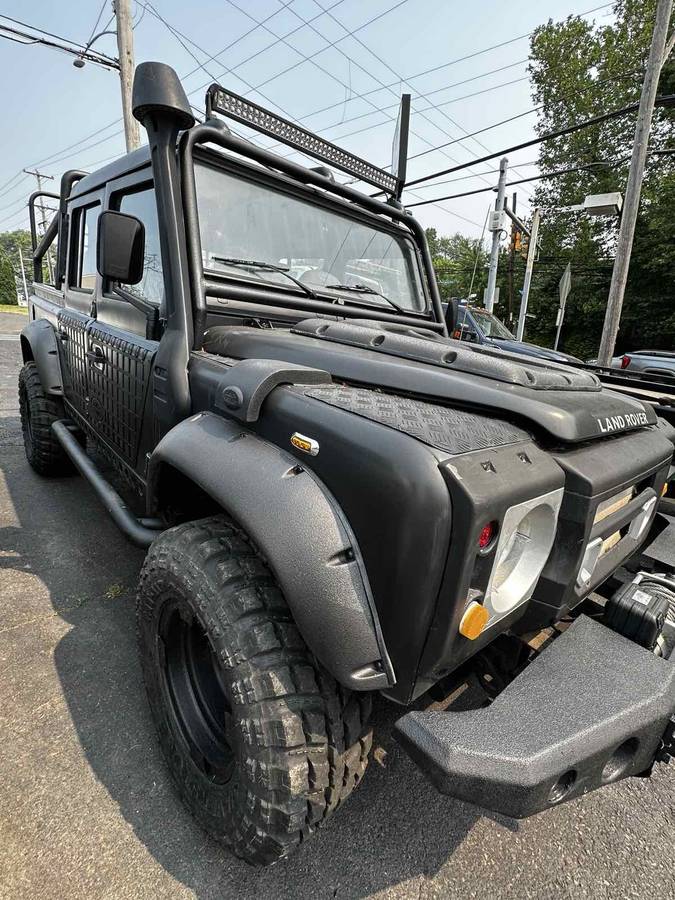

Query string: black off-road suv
[19,63,675,865]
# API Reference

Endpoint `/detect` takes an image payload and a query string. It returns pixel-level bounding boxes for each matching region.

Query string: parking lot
[0,307,674,900]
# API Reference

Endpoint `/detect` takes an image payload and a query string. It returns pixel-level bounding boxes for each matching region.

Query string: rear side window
[69,203,100,291]
[117,187,164,307]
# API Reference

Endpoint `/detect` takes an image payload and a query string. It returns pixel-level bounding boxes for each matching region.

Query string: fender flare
[147,412,395,692]
[20,318,64,396]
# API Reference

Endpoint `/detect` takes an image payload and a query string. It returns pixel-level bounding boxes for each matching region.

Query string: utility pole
[507,191,517,326]
[597,0,673,365]
[516,207,540,341]
[23,168,55,283]
[114,0,141,152]
[484,157,508,313]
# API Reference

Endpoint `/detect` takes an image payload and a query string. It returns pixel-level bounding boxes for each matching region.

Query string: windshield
[195,162,427,313]
[467,307,514,340]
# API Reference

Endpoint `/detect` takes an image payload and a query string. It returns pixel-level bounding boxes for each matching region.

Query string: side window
[117,187,164,307]
[69,203,100,291]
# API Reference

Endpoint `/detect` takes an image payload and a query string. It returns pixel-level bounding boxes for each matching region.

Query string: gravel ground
[0,308,674,899]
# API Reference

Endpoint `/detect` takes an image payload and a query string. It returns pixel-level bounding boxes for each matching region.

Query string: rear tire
[136,515,372,866]
[18,361,74,476]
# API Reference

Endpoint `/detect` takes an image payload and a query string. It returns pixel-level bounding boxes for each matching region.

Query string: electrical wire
[224,0,503,193]
[406,161,616,206]
[404,95,653,189]
[309,0,536,195]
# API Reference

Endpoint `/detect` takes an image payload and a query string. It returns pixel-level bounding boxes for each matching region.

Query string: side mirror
[444,297,459,334]
[97,210,145,285]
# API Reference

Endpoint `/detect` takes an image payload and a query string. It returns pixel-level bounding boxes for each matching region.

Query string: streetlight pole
[597,0,673,365]
[484,157,508,313]
[114,0,140,152]
[516,208,540,341]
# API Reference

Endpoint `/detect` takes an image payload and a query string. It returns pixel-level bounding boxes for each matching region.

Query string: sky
[0,0,618,241]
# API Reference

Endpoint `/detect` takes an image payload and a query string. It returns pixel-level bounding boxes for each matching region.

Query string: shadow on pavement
[1,402,506,899]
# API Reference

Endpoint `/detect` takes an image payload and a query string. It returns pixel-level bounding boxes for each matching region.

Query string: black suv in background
[447,299,583,365]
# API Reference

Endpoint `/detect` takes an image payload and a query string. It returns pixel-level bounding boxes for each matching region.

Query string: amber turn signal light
[459,601,489,640]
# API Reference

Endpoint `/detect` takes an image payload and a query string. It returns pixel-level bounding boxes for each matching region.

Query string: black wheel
[18,361,74,476]
[137,515,372,866]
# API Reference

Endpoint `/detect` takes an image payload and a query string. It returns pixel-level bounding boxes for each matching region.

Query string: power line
[310,0,535,193]
[405,161,615,206]
[297,66,530,143]
[84,1,109,48]
[405,94,666,189]
[219,0,411,101]
[0,16,118,69]
[406,68,640,164]
[3,0,610,195]
[248,1,613,149]
[408,161,540,191]
[178,0,303,85]
[142,3,306,128]
[224,0,503,193]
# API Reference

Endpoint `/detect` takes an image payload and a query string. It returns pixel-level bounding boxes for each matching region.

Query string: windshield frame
[178,122,445,348]
[196,149,429,313]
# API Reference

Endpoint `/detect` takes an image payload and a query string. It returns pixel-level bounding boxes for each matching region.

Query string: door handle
[85,348,107,365]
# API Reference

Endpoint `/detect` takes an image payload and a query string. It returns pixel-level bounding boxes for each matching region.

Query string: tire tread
[137,515,372,866]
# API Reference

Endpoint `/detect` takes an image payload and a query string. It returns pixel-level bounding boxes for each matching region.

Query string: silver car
[616,350,675,379]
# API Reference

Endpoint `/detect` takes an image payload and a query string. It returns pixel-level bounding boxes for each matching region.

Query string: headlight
[484,488,563,623]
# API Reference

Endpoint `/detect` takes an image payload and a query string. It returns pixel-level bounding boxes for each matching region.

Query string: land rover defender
[18,62,675,865]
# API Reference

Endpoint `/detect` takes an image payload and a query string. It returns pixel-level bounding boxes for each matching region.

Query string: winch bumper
[394,616,675,818]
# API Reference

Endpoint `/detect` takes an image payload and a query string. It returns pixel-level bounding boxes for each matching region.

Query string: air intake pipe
[132,62,195,431]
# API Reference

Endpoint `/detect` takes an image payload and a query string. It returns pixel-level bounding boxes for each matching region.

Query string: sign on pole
[554,262,572,350]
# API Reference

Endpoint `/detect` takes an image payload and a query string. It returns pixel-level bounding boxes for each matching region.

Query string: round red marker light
[478,522,496,550]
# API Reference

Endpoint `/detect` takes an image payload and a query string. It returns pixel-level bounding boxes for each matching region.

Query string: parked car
[444,299,584,365]
[617,350,675,379]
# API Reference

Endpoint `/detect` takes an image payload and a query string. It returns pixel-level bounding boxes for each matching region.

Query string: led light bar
[206,84,399,195]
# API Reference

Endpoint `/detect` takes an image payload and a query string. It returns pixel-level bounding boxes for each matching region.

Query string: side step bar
[52,420,165,548]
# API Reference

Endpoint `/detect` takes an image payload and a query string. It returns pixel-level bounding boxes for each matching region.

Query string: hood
[486,338,583,365]
[202,319,657,445]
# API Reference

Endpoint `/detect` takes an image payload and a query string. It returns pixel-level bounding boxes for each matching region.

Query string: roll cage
[179,116,446,349]
[30,70,446,353]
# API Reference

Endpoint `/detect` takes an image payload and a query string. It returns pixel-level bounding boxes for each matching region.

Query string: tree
[425,227,491,301]
[523,0,675,358]
[0,251,18,304]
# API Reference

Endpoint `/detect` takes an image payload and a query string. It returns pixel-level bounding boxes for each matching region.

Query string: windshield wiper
[211,256,318,299]
[323,282,406,315]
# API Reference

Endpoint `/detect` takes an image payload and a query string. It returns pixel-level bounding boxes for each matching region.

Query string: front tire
[136,515,372,866]
[18,361,74,476]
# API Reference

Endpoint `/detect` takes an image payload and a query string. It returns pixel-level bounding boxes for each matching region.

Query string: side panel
[57,308,91,417]
[20,317,64,396]
[147,412,394,691]
[86,320,157,467]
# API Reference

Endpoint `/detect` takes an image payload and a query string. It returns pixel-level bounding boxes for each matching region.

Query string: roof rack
[205,83,407,197]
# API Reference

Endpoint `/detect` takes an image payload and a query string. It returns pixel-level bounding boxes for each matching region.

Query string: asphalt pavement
[0,307,674,900]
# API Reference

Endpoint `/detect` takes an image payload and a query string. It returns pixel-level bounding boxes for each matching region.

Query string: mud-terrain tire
[136,515,372,866]
[18,361,74,476]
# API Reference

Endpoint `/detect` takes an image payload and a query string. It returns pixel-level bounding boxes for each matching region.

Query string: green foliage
[524,0,675,357]
[0,229,32,261]
[425,227,492,302]
[0,251,17,305]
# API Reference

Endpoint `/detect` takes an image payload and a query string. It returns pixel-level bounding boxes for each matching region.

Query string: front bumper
[394,616,675,818]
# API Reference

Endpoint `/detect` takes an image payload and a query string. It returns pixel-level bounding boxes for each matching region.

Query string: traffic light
[520,232,530,259]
